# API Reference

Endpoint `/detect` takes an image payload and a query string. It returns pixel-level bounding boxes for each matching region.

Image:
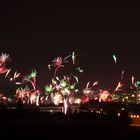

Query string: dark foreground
[0,109,140,139]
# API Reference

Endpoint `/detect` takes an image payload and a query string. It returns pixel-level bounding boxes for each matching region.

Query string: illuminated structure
[120,88,140,104]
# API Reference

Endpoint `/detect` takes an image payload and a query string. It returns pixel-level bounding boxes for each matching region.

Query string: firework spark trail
[15,82,22,85]
[5,68,11,78]
[30,78,36,90]
[112,82,124,94]
[0,53,10,75]
[0,67,8,74]
[64,98,68,115]
[48,64,51,70]
[28,70,37,90]
[72,51,76,65]
[63,54,71,61]
[14,71,21,80]
[76,67,84,73]
[121,70,125,80]
[132,75,135,86]
[112,54,117,64]
[93,81,99,87]
[74,75,79,83]
[50,57,64,77]
[35,89,40,106]
[86,81,90,89]
[0,53,10,67]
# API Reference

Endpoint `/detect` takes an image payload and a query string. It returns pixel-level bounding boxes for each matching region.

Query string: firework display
[0,51,140,115]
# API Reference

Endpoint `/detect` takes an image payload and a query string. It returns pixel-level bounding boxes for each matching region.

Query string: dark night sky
[0,1,140,94]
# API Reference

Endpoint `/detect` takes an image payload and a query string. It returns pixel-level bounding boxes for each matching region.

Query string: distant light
[117,113,120,117]
[121,107,124,110]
